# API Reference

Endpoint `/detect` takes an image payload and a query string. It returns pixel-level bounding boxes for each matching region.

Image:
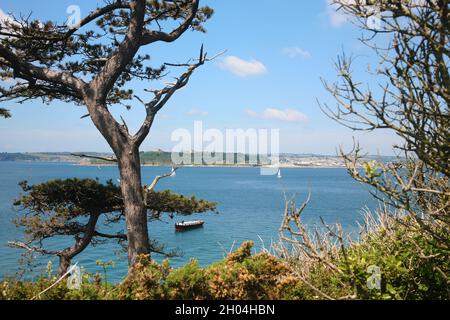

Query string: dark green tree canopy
[15,178,216,241]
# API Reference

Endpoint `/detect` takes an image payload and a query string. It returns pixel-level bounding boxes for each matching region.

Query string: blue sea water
[0,161,377,282]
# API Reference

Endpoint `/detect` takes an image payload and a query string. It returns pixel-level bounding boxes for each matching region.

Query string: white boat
[175,220,204,231]
[277,169,282,178]
[170,167,176,177]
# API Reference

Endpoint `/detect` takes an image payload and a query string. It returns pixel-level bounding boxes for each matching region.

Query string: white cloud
[263,108,307,122]
[218,56,267,77]
[246,108,307,123]
[282,47,311,59]
[187,108,208,117]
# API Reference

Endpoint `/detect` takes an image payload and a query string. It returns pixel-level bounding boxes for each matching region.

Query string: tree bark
[118,144,150,267]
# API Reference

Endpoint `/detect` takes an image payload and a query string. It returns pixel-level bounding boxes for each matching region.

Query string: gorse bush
[0,242,303,300]
[204,241,302,300]
[117,241,303,300]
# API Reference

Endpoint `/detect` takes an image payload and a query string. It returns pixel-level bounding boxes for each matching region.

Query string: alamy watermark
[366,265,381,290]
[66,264,82,290]
[365,5,383,31]
[66,5,81,30]
[170,121,280,175]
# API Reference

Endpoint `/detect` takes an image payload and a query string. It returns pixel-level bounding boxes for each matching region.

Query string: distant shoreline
[1,152,393,169]
[72,162,348,169]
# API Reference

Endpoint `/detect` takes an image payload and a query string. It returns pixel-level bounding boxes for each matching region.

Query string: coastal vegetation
[1,226,448,300]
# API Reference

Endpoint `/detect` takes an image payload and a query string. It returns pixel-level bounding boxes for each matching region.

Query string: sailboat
[277,169,282,178]
[170,167,176,177]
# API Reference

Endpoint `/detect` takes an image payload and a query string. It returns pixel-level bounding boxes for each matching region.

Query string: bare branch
[7,240,59,256]
[146,167,178,191]
[70,153,118,163]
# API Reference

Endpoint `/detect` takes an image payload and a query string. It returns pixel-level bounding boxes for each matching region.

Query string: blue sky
[0,0,401,154]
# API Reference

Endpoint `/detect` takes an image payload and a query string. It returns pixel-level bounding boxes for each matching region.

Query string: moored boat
[175,220,204,231]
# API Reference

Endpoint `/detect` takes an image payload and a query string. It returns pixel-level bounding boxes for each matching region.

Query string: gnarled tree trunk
[117,144,150,267]
[85,99,151,269]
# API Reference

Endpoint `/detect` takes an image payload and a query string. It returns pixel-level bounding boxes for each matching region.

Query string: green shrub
[164,259,210,299]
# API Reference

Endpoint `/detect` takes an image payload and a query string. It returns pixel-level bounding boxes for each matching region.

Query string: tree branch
[94,231,127,240]
[89,0,146,102]
[64,1,132,37]
[146,167,178,191]
[0,45,86,97]
[140,0,199,45]
[7,240,60,256]
[70,153,118,163]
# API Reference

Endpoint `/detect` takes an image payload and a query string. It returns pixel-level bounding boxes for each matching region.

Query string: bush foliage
[300,216,450,300]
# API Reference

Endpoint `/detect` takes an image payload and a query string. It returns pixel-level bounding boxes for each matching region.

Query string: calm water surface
[0,162,377,282]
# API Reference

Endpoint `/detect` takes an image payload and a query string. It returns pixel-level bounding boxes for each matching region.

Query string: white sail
[277,169,282,178]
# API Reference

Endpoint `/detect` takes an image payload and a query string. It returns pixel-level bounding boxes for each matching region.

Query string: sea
[0,161,378,282]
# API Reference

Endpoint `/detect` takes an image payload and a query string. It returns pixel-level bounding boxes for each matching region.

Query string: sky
[0,0,402,155]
